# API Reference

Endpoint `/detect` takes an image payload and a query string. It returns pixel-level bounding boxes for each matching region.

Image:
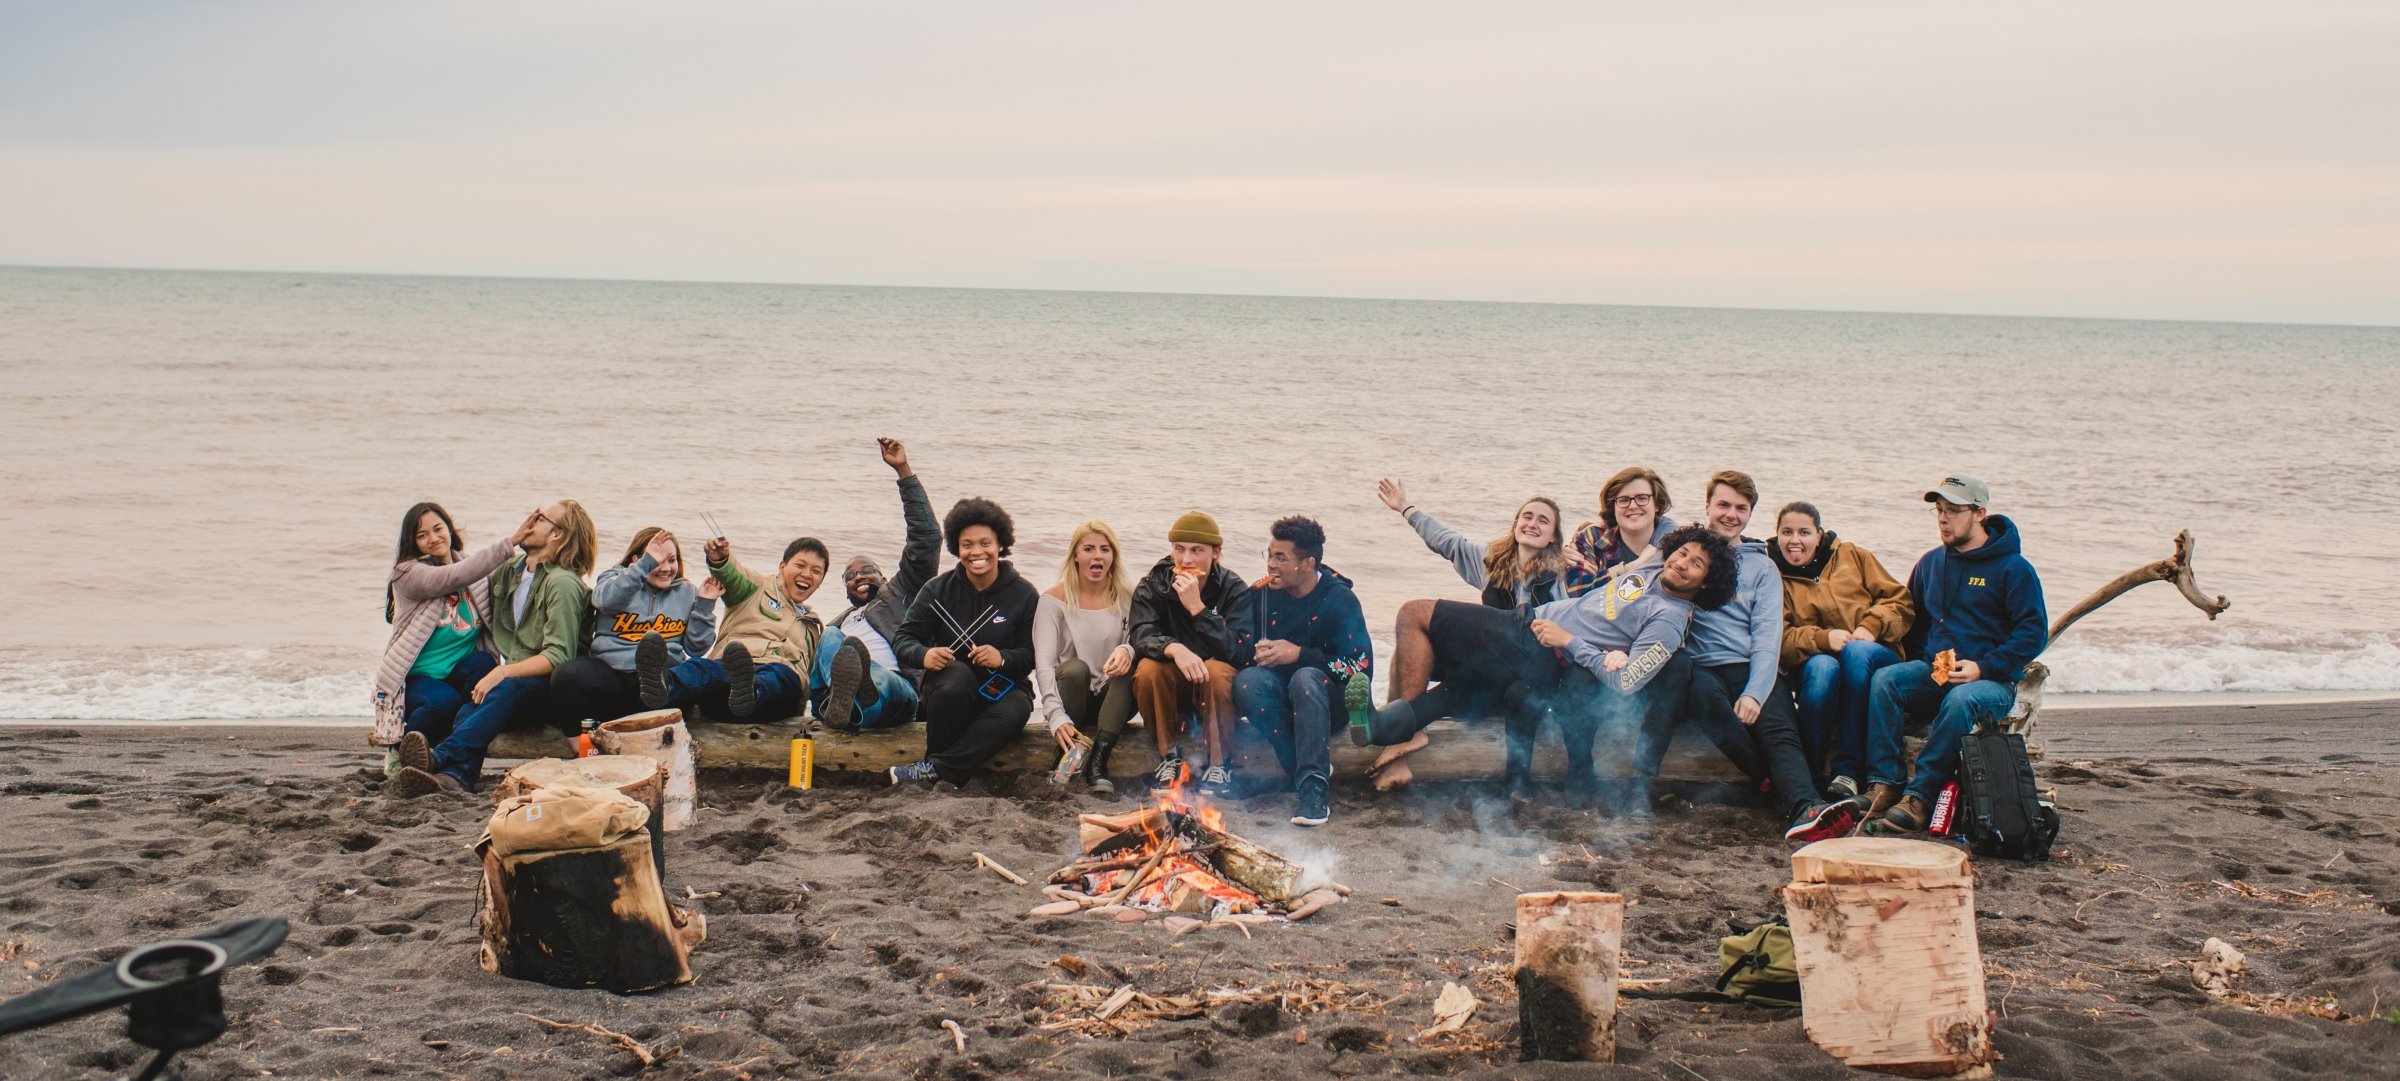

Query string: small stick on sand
[1491,878,1523,893]
[2073,888,2140,921]
[940,1018,968,1053]
[518,1013,662,1067]
[973,852,1030,885]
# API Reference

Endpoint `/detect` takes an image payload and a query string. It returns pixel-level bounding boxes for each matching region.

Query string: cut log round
[477,826,703,993]
[1513,891,1621,1063]
[1784,838,1991,1078]
[494,756,667,878]
[594,709,697,832]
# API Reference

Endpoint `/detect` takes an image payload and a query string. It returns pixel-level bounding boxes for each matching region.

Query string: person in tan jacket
[1770,501,1913,798]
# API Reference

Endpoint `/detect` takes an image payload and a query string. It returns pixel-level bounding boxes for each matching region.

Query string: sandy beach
[2,700,2396,1080]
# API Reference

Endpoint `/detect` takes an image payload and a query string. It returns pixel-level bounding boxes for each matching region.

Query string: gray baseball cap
[1923,474,1991,508]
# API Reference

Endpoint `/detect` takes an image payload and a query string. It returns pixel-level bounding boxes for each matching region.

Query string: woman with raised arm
[1564,466,1679,597]
[549,527,724,724]
[393,499,597,796]
[374,503,538,774]
[1771,501,1914,797]
[1034,521,1138,794]
[1371,477,1569,787]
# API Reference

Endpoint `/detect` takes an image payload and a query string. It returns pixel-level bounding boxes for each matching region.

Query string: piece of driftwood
[593,710,697,831]
[487,716,1742,784]
[1784,838,1991,1078]
[476,791,704,994]
[493,756,667,878]
[2008,529,2232,734]
[1514,891,1622,1063]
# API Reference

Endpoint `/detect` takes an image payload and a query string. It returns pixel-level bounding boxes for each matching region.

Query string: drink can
[788,737,814,790]
[575,718,597,758]
[1050,739,1090,785]
[1928,781,1961,836]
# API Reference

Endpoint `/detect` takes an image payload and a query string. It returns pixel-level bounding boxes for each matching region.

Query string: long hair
[617,526,683,574]
[549,499,599,579]
[1053,520,1134,617]
[387,501,461,623]
[1599,466,1672,531]
[1483,495,1566,594]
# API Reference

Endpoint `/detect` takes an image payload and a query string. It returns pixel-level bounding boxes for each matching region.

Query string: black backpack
[1955,728,2060,862]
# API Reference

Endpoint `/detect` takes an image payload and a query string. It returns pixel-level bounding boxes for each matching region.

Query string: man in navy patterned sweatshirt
[1229,516,1374,827]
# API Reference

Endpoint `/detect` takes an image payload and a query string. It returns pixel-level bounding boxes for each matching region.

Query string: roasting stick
[973,852,1029,885]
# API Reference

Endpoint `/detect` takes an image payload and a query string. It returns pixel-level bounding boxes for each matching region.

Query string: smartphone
[977,672,1016,701]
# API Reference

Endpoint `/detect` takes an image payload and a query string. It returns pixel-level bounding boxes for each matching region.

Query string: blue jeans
[811,628,920,728]
[402,650,499,746]
[1864,660,2018,802]
[1795,641,1899,783]
[1232,665,1335,786]
[647,656,803,722]
[435,673,552,790]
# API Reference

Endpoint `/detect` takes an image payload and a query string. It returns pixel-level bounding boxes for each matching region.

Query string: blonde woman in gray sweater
[1034,520,1137,794]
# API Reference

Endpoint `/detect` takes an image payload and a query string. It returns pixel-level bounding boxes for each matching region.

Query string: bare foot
[1371,759,1415,791]
[1370,730,1430,772]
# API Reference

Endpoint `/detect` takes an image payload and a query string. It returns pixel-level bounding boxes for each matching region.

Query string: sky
[2,1,2395,325]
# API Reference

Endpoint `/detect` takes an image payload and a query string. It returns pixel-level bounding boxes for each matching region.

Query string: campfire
[1029,783,1348,926]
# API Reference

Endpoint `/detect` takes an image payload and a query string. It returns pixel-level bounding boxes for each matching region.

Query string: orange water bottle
[575,719,597,758]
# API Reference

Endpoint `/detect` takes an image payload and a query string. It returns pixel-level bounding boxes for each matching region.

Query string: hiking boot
[1825,775,1860,801]
[635,632,673,709]
[1785,796,1869,843]
[1349,699,1416,747]
[389,766,441,799]
[818,637,869,730]
[397,731,435,775]
[722,642,757,719]
[1083,733,1119,796]
[1291,775,1330,827]
[1151,752,1188,791]
[1860,781,1901,820]
[1862,793,1930,836]
[1198,764,1235,798]
[889,759,940,786]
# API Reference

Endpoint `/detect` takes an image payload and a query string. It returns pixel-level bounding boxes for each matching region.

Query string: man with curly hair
[1354,524,1738,803]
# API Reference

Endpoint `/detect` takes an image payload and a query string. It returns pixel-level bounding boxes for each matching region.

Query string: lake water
[2,265,2394,720]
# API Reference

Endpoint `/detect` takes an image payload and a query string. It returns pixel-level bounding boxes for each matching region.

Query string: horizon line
[5,259,2394,332]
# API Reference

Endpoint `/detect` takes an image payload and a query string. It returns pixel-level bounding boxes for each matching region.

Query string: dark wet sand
[2,700,2396,1080]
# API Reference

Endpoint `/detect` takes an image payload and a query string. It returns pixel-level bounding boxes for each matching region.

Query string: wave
[3,629,2396,721]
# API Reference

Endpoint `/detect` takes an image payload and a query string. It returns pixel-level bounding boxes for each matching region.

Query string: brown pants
[1132,656,1237,762]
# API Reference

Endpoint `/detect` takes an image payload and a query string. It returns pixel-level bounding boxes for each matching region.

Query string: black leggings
[1055,659,1139,738]
[920,664,1035,783]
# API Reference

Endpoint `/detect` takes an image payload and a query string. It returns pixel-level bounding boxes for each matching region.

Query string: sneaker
[1825,775,1860,800]
[722,642,757,719]
[1616,776,1656,821]
[389,766,441,799]
[1151,753,1188,791]
[1291,776,1330,827]
[818,636,869,730]
[1343,676,1374,730]
[1861,793,1930,836]
[889,759,939,786]
[1198,764,1235,798]
[1785,796,1869,843]
[397,731,435,775]
[1349,699,1415,747]
[636,632,672,709]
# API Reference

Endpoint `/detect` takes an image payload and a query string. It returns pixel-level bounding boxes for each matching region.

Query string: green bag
[1715,920,1802,1007]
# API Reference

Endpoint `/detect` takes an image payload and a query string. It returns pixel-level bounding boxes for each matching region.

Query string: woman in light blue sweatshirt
[549,527,722,724]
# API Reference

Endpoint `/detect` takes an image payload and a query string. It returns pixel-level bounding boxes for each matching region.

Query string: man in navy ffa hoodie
[1861,474,2048,834]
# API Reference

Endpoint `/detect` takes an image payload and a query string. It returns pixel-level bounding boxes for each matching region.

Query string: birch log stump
[475,788,702,994]
[594,709,697,831]
[493,755,667,878]
[1513,891,1622,1062]
[1784,838,1991,1078]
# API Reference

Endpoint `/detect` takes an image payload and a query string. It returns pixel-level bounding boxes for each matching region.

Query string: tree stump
[1784,838,1991,1078]
[495,756,667,879]
[1513,890,1621,1062]
[594,709,697,832]
[475,786,704,993]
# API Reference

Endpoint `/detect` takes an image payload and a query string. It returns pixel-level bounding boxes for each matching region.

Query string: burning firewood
[1048,780,1347,924]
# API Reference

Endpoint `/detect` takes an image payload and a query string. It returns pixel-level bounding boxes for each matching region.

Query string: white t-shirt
[841,607,901,671]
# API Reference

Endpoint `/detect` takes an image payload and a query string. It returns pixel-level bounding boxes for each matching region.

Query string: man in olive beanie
[1126,511,1250,796]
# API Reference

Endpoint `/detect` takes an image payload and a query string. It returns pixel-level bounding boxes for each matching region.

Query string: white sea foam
[2041,627,2400,695]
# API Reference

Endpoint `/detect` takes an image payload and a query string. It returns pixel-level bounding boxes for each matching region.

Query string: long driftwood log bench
[487,715,1744,784]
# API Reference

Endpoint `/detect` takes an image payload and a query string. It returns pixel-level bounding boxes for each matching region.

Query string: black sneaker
[1151,753,1188,790]
[636,633,672,709]
[722,641,757,719]
[1785,796,1869,843]
[1825,775,1860,801]
[397,731,435,775]
[819,636,869,730]
[1290,776,1330,827]
[1198,764,1235,798]
[889,760,939,786]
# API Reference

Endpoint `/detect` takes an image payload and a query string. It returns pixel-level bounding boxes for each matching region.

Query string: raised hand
[1376,477,1410,514]
[1170,568,1205,614]
[877,437,912,477]
[510,509,542,548]
[703,536,730,566]
[644,530,678,566]
[696,576,725,601]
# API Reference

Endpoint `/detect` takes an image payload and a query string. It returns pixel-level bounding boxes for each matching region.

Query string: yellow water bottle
[788,737,814,790]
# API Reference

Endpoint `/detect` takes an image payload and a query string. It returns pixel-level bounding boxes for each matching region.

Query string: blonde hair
[550,499,599,579]
[1485,495,1567,594]
[1054,520,1134,617]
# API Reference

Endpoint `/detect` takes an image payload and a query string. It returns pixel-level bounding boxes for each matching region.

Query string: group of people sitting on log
[378,439,2048,840]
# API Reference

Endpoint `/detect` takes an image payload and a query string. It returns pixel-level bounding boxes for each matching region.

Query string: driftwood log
[1784,838,1991,1078]
[476,788,704,993]
[2008,529,2231,734]
[1514,891,1622,1063]
[593,709,697,831]
[488,716,1743,784]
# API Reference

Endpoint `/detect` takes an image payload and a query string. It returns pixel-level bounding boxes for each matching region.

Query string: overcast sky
[3,1,2394,324]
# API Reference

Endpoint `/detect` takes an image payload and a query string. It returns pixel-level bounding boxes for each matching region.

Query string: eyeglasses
[535,511,563,530]
[1612,494,1655,508]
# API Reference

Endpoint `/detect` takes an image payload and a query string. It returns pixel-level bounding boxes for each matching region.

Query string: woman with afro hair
[887,497,1043,786]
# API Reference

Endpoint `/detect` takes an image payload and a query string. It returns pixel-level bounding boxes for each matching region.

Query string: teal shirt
[409,597,480,679]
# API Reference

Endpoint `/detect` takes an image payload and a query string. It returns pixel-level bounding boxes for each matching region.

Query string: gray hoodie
[1532,565,1695,694]
[1682,539,1783,703]
[589,555,719,672]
